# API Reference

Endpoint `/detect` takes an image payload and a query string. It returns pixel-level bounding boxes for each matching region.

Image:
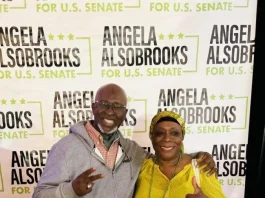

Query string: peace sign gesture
[72,167,104,196]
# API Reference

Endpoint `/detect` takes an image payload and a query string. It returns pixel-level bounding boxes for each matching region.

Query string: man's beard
[98,123,118,134]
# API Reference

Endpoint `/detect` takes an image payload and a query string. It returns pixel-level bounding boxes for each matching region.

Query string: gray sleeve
[32,143,79,198]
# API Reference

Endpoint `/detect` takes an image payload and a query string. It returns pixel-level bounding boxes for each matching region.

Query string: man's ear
[92,102,96,112]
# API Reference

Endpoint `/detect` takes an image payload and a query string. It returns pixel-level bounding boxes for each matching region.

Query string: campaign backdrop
[0,0,257,197]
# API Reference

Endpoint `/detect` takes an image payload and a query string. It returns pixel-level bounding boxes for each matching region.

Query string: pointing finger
[191,176,201,195]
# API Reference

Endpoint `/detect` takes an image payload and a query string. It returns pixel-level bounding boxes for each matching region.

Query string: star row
[1,99,26,105]
[127,97,133,102]
[48,33,75,41]
[210,94,234,100]
[158,33,185,40]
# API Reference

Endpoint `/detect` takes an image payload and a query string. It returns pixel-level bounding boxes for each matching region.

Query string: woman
[134,110,226,198]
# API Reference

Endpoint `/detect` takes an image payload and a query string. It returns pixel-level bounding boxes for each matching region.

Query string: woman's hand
[186,177,207,198]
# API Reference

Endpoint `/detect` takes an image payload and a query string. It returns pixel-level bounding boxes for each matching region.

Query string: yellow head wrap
[149,110,186,154]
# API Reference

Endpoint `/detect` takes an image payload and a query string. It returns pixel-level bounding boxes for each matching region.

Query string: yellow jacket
[134,158,226,198]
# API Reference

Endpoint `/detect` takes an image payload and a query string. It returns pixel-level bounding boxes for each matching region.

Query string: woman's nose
[164,134,170,142]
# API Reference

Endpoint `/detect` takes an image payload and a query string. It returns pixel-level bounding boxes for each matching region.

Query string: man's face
[92,86,128,133]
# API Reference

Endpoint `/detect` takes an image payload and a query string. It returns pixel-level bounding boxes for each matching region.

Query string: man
[33,83,216,198]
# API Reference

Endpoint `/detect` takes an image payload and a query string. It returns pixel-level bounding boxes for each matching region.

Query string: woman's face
[151,121,183,161]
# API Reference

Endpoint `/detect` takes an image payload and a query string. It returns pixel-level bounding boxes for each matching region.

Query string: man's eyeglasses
[94,101,127,113]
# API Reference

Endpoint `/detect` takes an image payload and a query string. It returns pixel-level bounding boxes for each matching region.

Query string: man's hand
[72,168,104,196]
[195,152,217,177]
[186,177,207,198]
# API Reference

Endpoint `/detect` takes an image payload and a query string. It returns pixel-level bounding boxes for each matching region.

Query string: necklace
[148,154,182,198]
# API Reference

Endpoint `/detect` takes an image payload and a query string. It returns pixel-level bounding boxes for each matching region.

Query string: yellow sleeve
[134,159,152,198]
[200,173,226,198]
